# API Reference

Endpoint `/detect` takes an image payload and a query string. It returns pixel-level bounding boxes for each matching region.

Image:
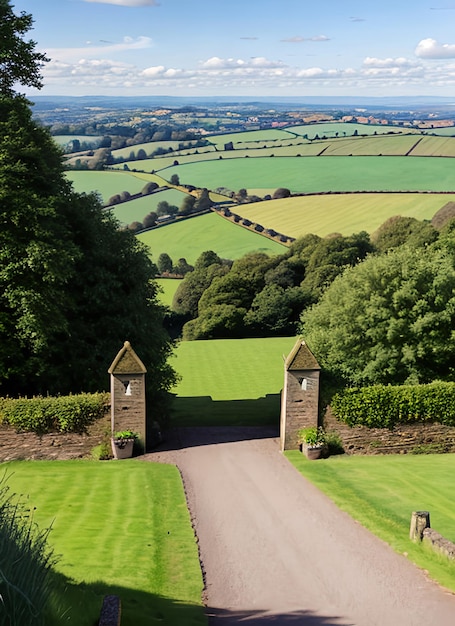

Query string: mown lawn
[286,452,455,592]
[170,337,296,426]
[3,460,206,626]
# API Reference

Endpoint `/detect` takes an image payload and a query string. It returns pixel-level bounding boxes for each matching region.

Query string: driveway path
[146,427,455,625]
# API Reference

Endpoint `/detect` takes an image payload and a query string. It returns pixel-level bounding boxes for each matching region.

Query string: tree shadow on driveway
[206,607,353,625]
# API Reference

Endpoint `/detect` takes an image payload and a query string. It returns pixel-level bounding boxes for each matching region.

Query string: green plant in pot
[298,426,327,460]
[111,430,138,459]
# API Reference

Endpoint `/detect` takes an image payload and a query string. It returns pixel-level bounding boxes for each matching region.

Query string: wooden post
[410,511,430,542]
[98,595,121,626]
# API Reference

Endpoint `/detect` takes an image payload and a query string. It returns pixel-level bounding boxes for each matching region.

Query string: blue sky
[15,0,455,98]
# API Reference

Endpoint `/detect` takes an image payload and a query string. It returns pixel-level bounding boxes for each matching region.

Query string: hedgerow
[0,393,109,435]
[331,382,455,429]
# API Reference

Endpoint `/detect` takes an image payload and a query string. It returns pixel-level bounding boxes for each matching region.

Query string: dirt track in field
[145,427,455,625]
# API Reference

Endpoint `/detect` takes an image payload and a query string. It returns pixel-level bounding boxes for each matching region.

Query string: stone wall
[324,407,455,455]
[0,413,111,461]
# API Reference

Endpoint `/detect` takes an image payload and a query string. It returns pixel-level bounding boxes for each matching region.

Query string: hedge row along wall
[0,393,109,435]
[331,381,455,429]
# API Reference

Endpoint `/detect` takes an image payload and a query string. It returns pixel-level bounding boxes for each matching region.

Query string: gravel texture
[145,426,455,626]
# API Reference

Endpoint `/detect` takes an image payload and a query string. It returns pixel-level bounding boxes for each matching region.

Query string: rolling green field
[169,156,455,196]
[170,336,296,426]
[66,170,149,203]
[137,212,286,265]
[4,460,205,626]
[287,452,455,592]
[156,277,182,307]
[237,193,455,238]
[109,188,189,225]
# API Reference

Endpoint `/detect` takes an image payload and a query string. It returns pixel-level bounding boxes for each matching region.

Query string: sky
[13,0,455,98]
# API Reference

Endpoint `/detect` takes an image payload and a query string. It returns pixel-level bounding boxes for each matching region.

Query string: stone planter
[301,443,327,460]
[111,438,135,459]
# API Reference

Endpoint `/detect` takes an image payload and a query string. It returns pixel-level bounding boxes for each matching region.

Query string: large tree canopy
[300,245,455,386]
[0,2,176,399]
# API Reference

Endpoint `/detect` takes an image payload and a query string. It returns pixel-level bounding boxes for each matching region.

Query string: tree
[157,253,173,274]
[272,188,291,199]
[179,195,196,215]
[143,211,158,228]
[300,246,455,386]
[0,4,176,400]
[170,174,180,185]
[371,216,437,252]
[0,0,49,96]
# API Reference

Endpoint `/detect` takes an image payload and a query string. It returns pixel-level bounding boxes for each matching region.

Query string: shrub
[331,382,455,429]
[0,392,108,435]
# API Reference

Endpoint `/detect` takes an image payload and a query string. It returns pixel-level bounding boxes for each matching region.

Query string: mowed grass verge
[3,460,206,626]
[286,452,455,592]
[170,337,296,426]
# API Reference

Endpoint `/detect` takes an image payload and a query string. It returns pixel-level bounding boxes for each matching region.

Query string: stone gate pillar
[108,341,147,452]
[280,338,320,451]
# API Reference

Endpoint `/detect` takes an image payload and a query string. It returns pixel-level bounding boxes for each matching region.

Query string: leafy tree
[174,257,194,276]
[179,194,195,215]
[157,253,173,274]
[0,3,176,400]
[143,211,158,228]
[300,246,455,386]
[170,174,180,185]
[372,216,437,252]
[272,188,291,199]
[194,188,212,210]
[172,252,228,318]
[141,181,159,195]
[0,0,48,96]
[244,285,293,335]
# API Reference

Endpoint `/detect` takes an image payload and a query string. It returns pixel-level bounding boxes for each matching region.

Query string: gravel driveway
[145,427,455,625]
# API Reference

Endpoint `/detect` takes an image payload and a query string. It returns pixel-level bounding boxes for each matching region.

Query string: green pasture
[111,140,189,160]
[112,135,455,177]
[3,460,205,626]
[206,128,295,146]
[237,193,455,239]
[108,188,189,225]
[156,278,182,307]
[54,135,103,148]
[287,452,455,592]
[66,170,148,203]
[137,212,286,266]
[170,336,296,426]
[169,156,455,195]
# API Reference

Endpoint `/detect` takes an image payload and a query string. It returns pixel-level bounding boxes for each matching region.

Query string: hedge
[0,393,109,435]
[331,382,455,429]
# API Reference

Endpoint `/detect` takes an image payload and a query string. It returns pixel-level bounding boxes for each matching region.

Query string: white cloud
[83,0,159,6]
[38,50,455,96]
[281,35,330,43]
[45,36,153,62]
[363,57,414,68]
[415,38,455,58]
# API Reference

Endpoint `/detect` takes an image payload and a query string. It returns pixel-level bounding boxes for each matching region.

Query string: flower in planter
[298,426,326,449]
